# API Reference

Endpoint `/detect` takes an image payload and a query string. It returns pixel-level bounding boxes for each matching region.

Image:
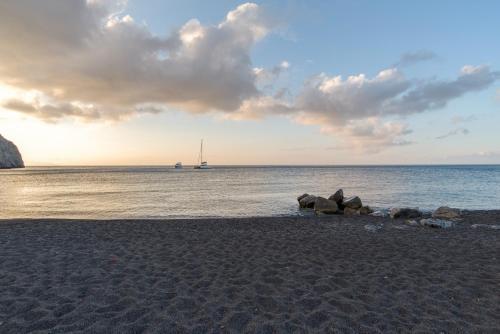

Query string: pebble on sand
[432,206,461,220]
[389,207,422,219]
[420,218,455,229]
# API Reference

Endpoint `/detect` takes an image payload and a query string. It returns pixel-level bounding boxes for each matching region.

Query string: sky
[0,0,499,165]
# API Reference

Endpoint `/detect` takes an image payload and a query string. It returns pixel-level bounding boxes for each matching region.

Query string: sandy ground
[0,211,499,333]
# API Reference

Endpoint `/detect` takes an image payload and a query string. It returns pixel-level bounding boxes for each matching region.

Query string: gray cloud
[3,98,101,122]
[394,50,437,67]
[436,128,470,139]
[387,65,500,114]
[0,1,274,120]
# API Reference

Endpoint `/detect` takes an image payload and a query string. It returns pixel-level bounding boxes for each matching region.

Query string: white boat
[194,139,211,169]
[174,162,183,169]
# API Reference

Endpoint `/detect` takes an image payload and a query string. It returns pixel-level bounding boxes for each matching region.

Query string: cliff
[0,134,24,169]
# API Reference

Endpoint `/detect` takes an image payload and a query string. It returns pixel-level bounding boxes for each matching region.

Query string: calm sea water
[1,165,499,219]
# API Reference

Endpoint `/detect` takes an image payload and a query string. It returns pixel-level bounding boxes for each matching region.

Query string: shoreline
[1,208,500,223]
[1,213,499,332]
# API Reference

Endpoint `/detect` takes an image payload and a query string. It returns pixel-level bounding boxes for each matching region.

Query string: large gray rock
[420,218,454,229]
[0,134,24,169]
[342,196,362,209]
[299,195,317,208]
[432,206,461,220]
[328,189,344,205]
[359,206,374,215]
[390,207,422,219]
[297,193,309,202]
[314,197,338,214]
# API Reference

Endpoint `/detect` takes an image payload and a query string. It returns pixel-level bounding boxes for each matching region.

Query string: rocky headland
[0,134,24,169]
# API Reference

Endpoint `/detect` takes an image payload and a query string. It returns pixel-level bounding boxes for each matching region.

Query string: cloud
[290,65,498,149]
[0,1,274,120]
[436,128,469,139]
[253,60,290,86]
[394,50,437,67]
[295,68,409,125]
[387,65,500,114]
[295,65,499,124]
[451,115,478,124]
[295,116,413,153]
[0,1,498,152]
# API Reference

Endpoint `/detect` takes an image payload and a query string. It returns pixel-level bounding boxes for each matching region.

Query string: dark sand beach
[1,212,499,333]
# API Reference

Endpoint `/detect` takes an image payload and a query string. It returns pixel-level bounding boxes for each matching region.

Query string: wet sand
[1,211,499,333]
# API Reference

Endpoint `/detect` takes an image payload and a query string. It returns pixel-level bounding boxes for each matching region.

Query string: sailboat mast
[200,139,203,163]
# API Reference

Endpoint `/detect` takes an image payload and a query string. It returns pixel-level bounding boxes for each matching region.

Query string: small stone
[390,207,422,219]
[359,206,374,215]
[364,224,382,232]
[432,206,461,220]
[344,207,360,216]
[342,196,362,209]
[405,219,419,226]
[370,210,389,217]
[420,218,454,229]
[471,224,500,230]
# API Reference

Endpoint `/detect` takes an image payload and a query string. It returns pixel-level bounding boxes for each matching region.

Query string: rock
[471,224,500,230]
[0,134,24,169]
[370,210,389,217]
[390,207,422,219]
[344,207,360,216]
[359,206,374,215]
[364,224,382,232]
[328,189,344,205]
[299,195,317,208]
[432,206,461,220]
[420,218,454,229]
[297,193,309,202]
[405,219,419,226]
[313,197,338,214]
[342,196,362,209]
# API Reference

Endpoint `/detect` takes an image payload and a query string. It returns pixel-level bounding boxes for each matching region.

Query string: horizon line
[20,163,500,168]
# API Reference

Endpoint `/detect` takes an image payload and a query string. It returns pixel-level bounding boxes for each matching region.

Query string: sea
[1,165,499,219]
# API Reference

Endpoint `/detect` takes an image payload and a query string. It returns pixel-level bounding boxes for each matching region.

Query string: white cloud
[0,1,274,120]
[290,65,498,149]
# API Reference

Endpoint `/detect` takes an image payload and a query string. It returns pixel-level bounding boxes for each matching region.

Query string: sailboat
[174,162,183,169]
[194,139,210,169]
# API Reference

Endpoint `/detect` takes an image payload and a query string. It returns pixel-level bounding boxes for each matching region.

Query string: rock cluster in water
[0,134,24,169]
[297,189,373,216]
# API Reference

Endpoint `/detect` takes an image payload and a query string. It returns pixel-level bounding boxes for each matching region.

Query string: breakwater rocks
[297,191,464,229]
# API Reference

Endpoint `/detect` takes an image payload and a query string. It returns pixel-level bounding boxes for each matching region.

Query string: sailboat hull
[194,165,211,169]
